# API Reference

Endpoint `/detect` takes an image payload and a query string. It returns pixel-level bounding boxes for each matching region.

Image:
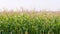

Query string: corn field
[0,11,60,34]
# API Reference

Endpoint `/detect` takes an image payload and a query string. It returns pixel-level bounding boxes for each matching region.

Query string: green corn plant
[0,11,60,34]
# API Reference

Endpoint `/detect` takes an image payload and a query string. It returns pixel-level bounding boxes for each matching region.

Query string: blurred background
[0,0,60,11]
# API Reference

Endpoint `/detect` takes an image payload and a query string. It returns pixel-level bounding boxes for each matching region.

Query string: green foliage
[0,12,60,34]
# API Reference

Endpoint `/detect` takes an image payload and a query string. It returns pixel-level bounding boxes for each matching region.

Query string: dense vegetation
[0,11,60,34]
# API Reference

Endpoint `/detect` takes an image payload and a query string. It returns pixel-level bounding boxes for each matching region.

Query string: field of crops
[0,11,60,34]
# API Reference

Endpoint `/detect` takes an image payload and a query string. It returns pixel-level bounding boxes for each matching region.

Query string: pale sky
[0,0,60,11]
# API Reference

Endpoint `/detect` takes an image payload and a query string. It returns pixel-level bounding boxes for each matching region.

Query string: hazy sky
[0,0,60,11]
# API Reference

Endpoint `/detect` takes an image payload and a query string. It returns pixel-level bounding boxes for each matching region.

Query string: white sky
[0,0,60,11]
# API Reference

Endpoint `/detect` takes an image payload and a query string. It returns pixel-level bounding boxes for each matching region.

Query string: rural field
[0,10,60,34]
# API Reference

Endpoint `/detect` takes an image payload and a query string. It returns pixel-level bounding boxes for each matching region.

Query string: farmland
[0,10,60,34]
